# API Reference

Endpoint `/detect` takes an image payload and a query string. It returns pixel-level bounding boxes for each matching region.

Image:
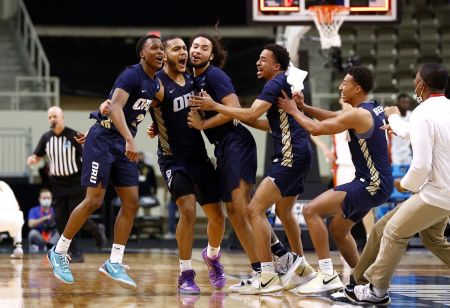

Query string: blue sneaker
[98,259,137,289]
[47,246,74,284]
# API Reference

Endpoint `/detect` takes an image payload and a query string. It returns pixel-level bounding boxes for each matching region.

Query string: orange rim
[307,5,350,24]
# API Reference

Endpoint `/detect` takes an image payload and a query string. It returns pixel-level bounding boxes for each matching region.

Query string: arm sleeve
[33,133,47,157]
[114,68,139,95]
[208,69,235,101]
[388,114,410,141]
[400,112,433,192]
[256,80,279,105]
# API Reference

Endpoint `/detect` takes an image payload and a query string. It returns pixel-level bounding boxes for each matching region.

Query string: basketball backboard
[252,0,398,23]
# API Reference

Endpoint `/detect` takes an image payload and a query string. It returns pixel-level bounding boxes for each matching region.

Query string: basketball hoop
[306,5,350,50]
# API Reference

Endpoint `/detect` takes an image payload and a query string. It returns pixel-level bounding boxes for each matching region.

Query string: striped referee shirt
[33,127,82,177]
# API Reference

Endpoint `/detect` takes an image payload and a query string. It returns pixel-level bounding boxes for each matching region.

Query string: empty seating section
[334,0,450,93]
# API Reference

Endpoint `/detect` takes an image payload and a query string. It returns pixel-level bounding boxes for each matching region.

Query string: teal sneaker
[47,246,74,284]
[98,259,137,289]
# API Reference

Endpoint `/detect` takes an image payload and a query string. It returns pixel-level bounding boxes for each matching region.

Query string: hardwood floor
[1,249,449,307]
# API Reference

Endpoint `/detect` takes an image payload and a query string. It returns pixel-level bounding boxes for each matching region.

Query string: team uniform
[82,63,159,188]
[257,73,312,196]
[150,70,220,205]
[194,65,257,202]
[334,101,393,222]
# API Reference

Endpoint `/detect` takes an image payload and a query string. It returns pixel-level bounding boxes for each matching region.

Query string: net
[306,5,350,49]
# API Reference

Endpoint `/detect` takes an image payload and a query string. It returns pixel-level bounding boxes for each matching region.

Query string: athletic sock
[180,259,193,273]
[251,262,261,273]
[261,262,275,274]
[271,240,288,258]
[370,284,388,297]
[55,235,71,254]
[207,243,220,258]
[110,243,125,264]
[318,258,334,276]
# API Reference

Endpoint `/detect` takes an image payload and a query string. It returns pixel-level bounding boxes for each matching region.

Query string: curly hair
[347,66,374,93]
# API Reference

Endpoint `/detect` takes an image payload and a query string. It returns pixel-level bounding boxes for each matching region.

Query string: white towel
[286,62,308,93]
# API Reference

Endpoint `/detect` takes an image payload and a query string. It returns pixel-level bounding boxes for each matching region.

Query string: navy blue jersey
[89,63,159,137]
[348,101,393,196]
[194,65,237,144]
[257,73,311,166]
[149,70,208,160]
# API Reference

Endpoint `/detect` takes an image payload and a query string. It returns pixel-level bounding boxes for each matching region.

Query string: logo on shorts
[90,161,99,184]
[166,170,173,188]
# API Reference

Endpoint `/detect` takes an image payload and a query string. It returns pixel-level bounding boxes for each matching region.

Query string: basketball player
[47,34,164,288]
[344,63,450,305]
[188,35,309,291]
[146,36,226,294]
[277,66,393,294]
[190,44,317,294]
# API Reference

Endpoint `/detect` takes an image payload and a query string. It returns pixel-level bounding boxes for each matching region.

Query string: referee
[27,106,106,262]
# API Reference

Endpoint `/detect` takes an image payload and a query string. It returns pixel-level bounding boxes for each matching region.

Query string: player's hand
[277,90,299,115]
[74,132,87,144]
[125,139,138,162]
[292,91,306,110]
[189,91,216,111]
[380,123,397,136]
[146,123,158,138]
[384,106,400,118]
[100,99,111,115]
[187,110,204,130]
[394,178,408,193]
[26,155,38,166]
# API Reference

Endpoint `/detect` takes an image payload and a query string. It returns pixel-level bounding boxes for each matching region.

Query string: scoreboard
[253,0,398,23]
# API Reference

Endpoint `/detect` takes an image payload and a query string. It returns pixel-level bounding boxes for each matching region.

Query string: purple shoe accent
[202,248,226,289]
[178,270,200,294]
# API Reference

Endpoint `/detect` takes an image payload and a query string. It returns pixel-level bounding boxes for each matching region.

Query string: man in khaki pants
[344,63,450,305]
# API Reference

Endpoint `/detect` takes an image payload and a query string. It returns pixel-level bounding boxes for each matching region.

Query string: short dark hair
[135,34,160,58]
[263,44,290,71]
[347,66,374,93]
[39,188,51,195]
[419,63,449,92]
[162,36,184,50]
[189,33,228,68]
[397,93,410,101]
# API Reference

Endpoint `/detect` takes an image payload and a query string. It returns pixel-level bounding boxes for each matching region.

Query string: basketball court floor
[1,249,449,307]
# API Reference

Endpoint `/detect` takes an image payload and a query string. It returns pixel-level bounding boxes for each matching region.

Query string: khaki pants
[359,194,450,289]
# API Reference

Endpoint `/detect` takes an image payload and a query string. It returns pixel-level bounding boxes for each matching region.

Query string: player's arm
[109,88,138,161]
[279,93,371,136]
[198,93,237,129]
[190,94,271,124]
[243,118,271,131]
[293,91,340,120]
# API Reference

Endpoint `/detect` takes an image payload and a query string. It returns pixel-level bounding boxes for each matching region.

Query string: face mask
[413,80,424,104]
[40,199,52,207]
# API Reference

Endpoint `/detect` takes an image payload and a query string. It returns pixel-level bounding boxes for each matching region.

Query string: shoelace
[59,253,71,273]
[113,263,130,274]
[211,260,224,277]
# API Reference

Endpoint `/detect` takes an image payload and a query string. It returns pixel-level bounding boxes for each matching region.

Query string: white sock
[110,243,125,264]
[318,258,334,275]
[180,259,192,273]
[55,235,71,254]
[207,243,220,259]
[370,284,388,297]
[296,255,305,265]
[261,262,275,274]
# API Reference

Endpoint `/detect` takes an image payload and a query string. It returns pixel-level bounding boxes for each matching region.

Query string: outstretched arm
[190,94,271,123]
[278,92,371,136]
[293,92,340,120]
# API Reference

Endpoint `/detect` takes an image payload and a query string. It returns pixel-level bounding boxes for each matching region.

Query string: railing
[0,76,59,110]
[0,127,32,178]
[0,0,60,110]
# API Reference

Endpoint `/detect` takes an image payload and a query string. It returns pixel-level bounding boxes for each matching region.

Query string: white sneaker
[297,270,343,294]
[238,272,283,295]
[282,260,317,290]
[229,271,259,292]
[10,246,23,259]
[344,283,391,306]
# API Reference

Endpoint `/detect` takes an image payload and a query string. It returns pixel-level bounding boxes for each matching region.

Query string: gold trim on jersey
[358,139,380,195]
[153,107,172,155]
[279,109,293,167]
